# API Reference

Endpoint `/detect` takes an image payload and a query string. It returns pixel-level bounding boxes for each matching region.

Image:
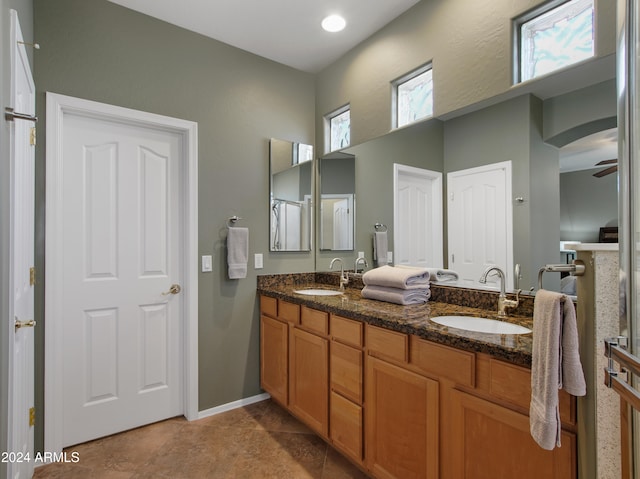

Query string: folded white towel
[530,290,586,450]
[227,227,249,279]
[373,231,388,267]
[361,285,430,305]
[362,265,430,290]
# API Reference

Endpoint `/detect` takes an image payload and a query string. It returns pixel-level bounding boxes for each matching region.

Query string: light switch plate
[387,251,393,264]
[201,255,212,272]
[255,253,264,269]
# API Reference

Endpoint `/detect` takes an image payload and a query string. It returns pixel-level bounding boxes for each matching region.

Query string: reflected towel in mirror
[373,231,388,267]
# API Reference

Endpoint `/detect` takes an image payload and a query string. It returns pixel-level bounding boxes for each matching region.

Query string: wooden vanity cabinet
[365,325,439,479]
[289,306,329,437]
[260,295,578,479]
[259,296,294,406]
[445,388,575,478]
[329,315,364,464]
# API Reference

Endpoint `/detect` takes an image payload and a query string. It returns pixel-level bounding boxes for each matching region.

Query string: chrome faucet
[354,257,368,274]
[479,266,520,317]
[330,258,349,291]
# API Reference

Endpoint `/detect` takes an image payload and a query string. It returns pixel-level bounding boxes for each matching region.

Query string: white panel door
[60,113,184,447]
[394,164,443,268]
[8,10,36,479]
[447,161,513,289]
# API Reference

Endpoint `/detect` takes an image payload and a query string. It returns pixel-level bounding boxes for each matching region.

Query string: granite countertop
[257,272,534,368]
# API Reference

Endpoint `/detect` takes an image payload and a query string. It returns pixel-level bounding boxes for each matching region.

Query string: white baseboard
[196,392,271,420]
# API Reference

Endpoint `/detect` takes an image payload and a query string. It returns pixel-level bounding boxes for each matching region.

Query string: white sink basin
[294,288,343,296]
[430,315,532,335]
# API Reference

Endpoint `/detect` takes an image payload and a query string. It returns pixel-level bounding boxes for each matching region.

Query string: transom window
[328,106,351,152]
[516,0,595,83]
[393,65,433,129]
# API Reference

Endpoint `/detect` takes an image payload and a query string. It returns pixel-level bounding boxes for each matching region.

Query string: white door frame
[393,163,443,267]
[44,92,199,454]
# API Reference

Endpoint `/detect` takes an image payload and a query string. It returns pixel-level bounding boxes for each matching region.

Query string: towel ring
[227,215,243,227]
[374,223,388,232]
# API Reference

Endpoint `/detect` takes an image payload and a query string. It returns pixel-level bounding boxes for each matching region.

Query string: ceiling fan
[592,159,618,178]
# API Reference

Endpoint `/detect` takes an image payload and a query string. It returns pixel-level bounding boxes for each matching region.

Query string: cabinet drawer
[260,295,277,317]
[279,300,300,324]
[488,358,575,426]
[331,341,363,404]
[331,314,363,347]
[330,391,363,464]
[410,336,475,388]
[301,306,328,335]
[366,325,408,363]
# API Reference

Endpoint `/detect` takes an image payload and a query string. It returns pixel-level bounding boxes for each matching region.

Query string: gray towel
[361,285,430,305]
[530,290,586,450]
[373,231,388,267]
[227,227,249,279]
[362,265,430,290]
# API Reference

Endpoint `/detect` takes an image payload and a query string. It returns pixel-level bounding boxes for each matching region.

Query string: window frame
[513,0,595,84]
[391,63,434,129]
[325,104,351,153]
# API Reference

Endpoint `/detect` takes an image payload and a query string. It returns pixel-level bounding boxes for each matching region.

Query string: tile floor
[32,399,370,478]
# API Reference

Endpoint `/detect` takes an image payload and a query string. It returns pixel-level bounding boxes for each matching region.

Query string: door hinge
[30,267,36,286]
[30,127,36,146]
[29,407,35,427]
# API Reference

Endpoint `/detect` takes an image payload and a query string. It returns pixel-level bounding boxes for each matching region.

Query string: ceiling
[559,128,618,174]
[105,0,617,172]
[106,0,421,73]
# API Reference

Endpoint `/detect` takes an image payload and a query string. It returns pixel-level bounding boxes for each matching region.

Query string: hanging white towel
[227,226,249,279]
[373,231,388,267]
[530,289,586,450]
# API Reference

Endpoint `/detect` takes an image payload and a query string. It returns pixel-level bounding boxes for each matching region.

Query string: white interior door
[447,161,513,289]
[8,9,36,479]
[50,104,187,448]
[393,164,443,268]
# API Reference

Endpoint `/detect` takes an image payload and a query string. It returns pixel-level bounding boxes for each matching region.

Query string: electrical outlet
[255,253,264,269]
[387,251,393,264]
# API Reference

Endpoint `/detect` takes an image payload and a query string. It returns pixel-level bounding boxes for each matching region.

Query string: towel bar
[227,215,243,227]
[537,261,585,290]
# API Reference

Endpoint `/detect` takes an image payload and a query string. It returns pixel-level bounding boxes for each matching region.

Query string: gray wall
[315,0,616,152]
[560,169,618,242]
[0,1,33,476]
[33,0,315,451]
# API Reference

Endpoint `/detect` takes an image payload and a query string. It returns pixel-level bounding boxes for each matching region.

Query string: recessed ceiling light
[322,14,346,33]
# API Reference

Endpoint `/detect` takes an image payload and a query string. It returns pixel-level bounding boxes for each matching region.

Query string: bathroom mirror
[318,63,617,293]
[269,138,314,252]
[318,152,356,251]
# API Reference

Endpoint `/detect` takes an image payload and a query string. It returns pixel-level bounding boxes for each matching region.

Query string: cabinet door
[445,389,576,479]
[289,327,329,436]
[366,356,439,479]
[260,314,288,405]
[330,391,363,464]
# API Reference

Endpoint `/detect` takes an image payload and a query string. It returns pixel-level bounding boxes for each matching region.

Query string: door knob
[15,317,36,331]
[162,284,181,295]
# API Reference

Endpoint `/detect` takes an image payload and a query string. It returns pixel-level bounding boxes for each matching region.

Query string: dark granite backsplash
[259,272,534,316]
